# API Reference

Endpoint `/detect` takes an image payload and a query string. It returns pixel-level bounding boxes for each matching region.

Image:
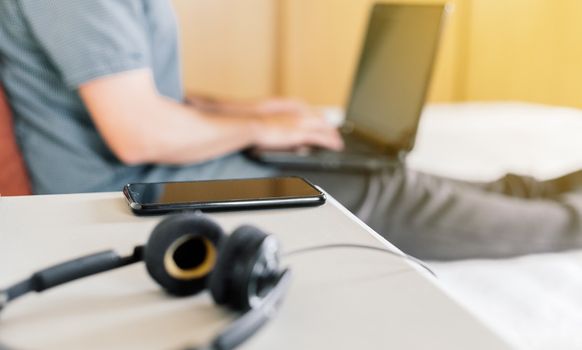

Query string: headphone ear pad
[144,214,225,296]
[208,225,269,311]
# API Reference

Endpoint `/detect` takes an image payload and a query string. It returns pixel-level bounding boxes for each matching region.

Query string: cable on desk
[283,243,437,278]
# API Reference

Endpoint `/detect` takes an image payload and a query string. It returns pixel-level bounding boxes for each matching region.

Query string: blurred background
[169,4,582,348]
[172,0,582,108]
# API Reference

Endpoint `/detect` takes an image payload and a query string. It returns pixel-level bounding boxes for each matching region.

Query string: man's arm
[186,94,311,117]
[79,69,343,165]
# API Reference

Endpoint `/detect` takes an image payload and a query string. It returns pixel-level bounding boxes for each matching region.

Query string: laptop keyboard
[297,132,382,157]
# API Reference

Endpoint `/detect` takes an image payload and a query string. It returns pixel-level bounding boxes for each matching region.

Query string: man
[1,0,582,260]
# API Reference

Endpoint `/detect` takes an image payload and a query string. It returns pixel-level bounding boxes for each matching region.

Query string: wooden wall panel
[278,0,468,105]
[172,0,277,99]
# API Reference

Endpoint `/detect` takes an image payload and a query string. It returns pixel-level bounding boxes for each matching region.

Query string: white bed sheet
[410,103,582,349]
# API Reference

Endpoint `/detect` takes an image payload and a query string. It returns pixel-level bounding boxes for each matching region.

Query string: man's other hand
[250,98,344,151]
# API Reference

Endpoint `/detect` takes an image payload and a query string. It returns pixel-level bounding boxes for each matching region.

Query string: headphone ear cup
[144,214,225,296]
[209,225,277,311]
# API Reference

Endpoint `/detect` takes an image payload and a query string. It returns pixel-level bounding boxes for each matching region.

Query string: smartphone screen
[123,176,325,214]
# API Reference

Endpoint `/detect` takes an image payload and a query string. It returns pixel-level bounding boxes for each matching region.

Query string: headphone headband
[1,246,143,306]
[204,269,291,350]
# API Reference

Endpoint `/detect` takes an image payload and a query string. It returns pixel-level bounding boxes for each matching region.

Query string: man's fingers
[301,129,344,151]
[252,109,343,151]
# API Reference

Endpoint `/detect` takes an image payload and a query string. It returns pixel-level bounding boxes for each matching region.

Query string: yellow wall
[173,0,582,108]
[172,0,277,99]
[465,0,582,107]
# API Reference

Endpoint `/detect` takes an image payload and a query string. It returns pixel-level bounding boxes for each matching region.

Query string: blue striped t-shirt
[0,0,271,194]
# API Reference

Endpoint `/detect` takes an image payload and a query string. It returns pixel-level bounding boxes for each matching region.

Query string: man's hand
[250,104,344,151]
[190,96,345,151]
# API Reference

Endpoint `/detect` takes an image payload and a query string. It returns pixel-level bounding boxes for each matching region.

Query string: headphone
[0,213,291,350]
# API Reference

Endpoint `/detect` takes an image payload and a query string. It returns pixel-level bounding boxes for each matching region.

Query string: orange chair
[0,84,32,196]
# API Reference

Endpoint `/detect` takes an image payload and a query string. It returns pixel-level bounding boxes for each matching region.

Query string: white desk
[0,193,511,350]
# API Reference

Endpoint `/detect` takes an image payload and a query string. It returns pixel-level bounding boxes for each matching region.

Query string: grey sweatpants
[294,167,582,261]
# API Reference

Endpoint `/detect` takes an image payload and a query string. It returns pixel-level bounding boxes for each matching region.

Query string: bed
[410,103,582,349]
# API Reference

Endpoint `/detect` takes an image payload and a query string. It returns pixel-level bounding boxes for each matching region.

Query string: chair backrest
[0,84,32,196]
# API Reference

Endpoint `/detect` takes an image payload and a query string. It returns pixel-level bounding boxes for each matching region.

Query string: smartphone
[123,176,326,215]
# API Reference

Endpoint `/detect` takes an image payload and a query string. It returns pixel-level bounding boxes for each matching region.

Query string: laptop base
[249,149,399,172]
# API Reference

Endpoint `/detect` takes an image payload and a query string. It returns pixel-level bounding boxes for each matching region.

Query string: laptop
[250,3,449,171]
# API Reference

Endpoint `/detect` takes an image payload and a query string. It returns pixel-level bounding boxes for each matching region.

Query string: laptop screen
[345,4,445,152]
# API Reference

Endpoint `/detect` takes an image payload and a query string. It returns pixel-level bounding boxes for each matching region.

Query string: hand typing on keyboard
[250,99,344,152]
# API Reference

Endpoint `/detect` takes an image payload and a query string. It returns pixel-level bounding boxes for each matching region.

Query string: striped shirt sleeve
[19,0,150,89]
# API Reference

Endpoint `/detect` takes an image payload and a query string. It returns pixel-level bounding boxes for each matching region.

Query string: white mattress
[410,103,582,181]
[410,103,582,349]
